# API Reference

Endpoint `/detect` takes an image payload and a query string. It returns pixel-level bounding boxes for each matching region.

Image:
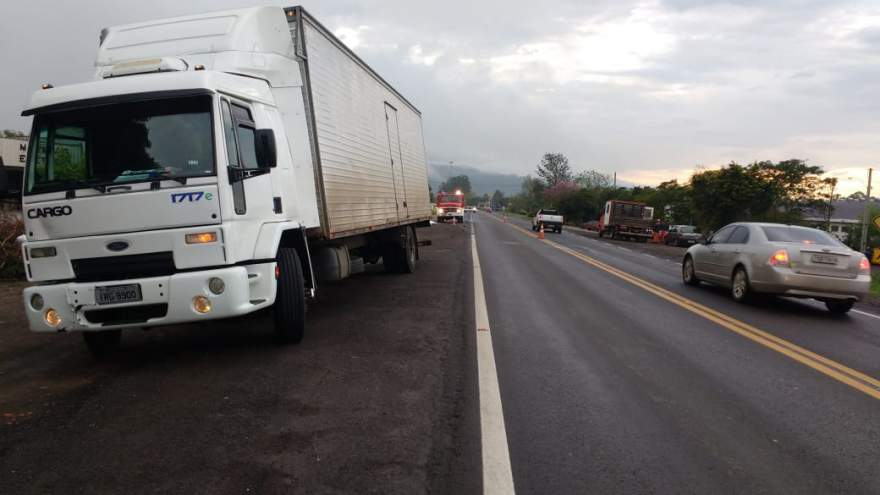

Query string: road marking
[471,228,517,495]
[853,309,880,321]
[490,216,880,401]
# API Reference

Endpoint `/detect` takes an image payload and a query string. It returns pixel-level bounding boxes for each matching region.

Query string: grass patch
[871,270,880,296]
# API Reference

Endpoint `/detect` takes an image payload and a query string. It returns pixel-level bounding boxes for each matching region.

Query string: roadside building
[803,199,880,242]
[0,136,27,208]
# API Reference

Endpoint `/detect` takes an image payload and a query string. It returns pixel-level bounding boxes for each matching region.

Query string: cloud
[1,0,880,195]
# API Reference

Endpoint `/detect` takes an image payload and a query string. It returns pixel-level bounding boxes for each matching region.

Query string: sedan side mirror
[254,129,277,169]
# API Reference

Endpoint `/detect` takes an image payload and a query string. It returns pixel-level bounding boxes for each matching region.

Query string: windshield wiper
[149,170,188,186]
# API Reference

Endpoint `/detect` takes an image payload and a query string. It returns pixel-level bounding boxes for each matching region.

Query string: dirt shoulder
[0,223,478,494]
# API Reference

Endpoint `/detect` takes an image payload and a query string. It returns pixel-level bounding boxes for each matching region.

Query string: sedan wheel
[731,267,751,303]
[825,300,855,314]
[682,256,700,286]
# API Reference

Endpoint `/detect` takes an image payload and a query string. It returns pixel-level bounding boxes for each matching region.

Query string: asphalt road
[0,224,481,495]
[474,212,880,494]
[3,213,880,494]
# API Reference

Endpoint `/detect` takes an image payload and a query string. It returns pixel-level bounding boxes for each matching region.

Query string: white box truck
[9,6,432,356]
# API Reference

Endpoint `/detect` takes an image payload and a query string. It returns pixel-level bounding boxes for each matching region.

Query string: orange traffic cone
[538,224,545,240]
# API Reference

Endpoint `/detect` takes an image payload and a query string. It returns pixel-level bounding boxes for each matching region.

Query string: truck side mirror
[255,129,277,169]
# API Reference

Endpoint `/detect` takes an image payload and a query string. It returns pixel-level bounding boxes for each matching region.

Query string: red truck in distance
[436,191,465,223]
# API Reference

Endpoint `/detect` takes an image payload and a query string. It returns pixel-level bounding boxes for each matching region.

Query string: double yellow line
[491,216,880,401]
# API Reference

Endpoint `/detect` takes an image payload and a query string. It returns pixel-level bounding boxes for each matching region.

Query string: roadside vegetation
[496,152,878,252]
[0,214,24,279]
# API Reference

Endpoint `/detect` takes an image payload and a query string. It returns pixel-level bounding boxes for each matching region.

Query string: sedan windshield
[761,226,842,246]
[26,95,214,194]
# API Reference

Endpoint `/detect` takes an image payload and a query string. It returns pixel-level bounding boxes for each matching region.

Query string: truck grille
[71,252,175,282]
[84,304,168,326]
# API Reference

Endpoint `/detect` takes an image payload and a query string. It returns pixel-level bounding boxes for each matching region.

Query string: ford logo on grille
[106,241,130,252]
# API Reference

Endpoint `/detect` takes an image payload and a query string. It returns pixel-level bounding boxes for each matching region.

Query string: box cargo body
[290,8,431,239]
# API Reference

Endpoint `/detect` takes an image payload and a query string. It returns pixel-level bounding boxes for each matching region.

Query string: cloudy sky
[1,0,878,194]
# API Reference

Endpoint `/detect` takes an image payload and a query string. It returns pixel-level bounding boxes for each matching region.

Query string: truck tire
[384,226,416,274]
[82,330,121,358]
[274,247,306,345]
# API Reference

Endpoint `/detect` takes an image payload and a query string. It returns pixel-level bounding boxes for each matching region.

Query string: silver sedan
[681,222,871,313]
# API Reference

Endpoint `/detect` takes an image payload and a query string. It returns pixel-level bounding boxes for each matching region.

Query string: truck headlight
[436,208,444,214]
[208,277,225,295]
[193,295,212,313]
[44,308,62,327]
[30,247,57,258]
[30,293,44,310]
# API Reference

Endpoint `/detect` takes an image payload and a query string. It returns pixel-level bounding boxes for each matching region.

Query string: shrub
[0,215,25,279]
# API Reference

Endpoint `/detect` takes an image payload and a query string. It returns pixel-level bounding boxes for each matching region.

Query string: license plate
[810,253,838,265]
[95,284,142,305]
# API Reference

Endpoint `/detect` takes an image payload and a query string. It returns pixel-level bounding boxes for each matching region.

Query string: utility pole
[860,168,873,253]
[613,172,617,188]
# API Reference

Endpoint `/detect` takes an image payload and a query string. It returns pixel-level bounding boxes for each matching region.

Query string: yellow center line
[487,214,880,401]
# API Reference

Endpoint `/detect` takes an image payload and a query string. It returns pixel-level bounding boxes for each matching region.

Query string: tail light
[859,256,871,273]
[769,249,790,267]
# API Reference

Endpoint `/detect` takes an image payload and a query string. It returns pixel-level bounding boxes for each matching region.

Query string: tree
[439,174,471,195]
[490,190,506,208]
[575,170,612,189]
[507,175,546,214]
[2,130,26,138]
[536,153,573,187]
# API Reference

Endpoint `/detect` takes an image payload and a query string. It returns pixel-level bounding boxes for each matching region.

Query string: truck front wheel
[82,330,121,358]
[274,247,306,344]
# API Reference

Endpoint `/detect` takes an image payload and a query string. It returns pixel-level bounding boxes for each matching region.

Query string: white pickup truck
[532,209,564,233]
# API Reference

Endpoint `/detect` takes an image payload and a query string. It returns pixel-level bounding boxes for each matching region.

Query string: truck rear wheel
[82,330,121,358]
[274,247,306,345]
[384,226,416,274]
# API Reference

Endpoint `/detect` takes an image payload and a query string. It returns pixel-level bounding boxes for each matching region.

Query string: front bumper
[23,264,276,332]
[751,268,871,301]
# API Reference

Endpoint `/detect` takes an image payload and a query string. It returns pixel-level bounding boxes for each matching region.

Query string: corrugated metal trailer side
[286,7,431,240]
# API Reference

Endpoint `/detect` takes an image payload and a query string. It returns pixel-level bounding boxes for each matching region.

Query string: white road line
[853,309,880,320]
[471,229,516,495]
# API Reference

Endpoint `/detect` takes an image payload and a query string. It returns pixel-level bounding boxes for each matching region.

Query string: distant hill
[428,163,522,196]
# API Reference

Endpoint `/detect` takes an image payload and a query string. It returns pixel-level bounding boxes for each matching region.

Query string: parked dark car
[583,220,600,231]
[665,225,701,246]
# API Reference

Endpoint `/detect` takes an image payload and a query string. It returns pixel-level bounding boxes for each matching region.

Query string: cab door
[219,97,277,261]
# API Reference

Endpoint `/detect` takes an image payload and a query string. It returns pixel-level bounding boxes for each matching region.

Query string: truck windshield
[438,195,463,204]
[25,95,214,194]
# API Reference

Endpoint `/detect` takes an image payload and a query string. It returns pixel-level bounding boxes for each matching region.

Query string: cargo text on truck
[12,6,432,356]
